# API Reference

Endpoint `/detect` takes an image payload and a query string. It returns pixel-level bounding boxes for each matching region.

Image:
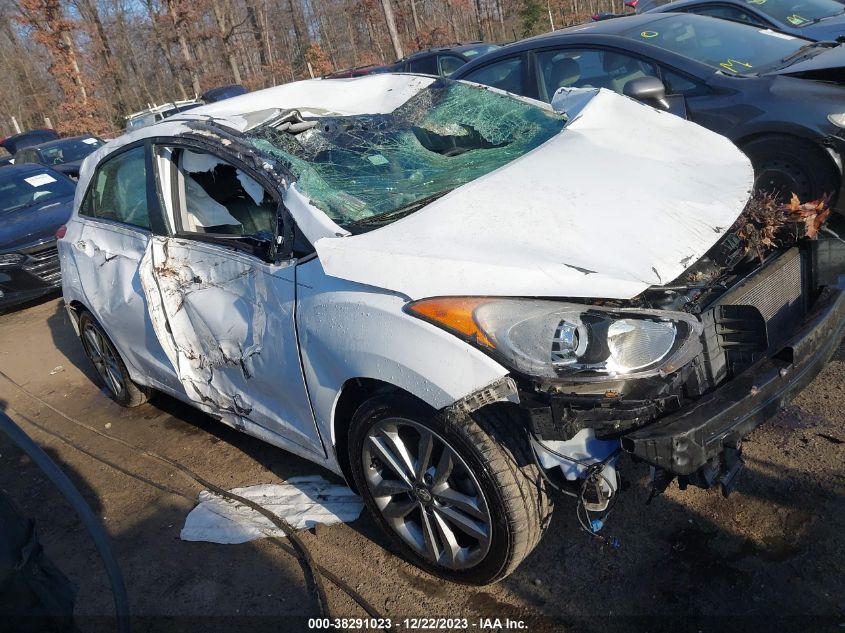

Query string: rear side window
[661,68,707,95]
[79,146,151,229]
[438,54,466,76]
[460,57,525,94]
[16,149,36,164]
[408,56,437,75]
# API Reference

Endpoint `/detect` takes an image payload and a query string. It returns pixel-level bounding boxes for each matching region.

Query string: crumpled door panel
[139,236,323,455]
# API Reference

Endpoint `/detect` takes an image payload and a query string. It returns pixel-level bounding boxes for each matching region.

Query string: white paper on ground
[180,475,364,544]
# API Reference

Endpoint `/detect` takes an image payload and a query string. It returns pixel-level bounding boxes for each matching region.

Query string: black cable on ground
[15,404,394,630]
[0,369,393,628]
[0,410,131,633]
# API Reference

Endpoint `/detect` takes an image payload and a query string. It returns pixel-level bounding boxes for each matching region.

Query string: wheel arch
[735,129,838,171]
[735,130,842,199]
[64,298,91,333]
[330,377,430,492]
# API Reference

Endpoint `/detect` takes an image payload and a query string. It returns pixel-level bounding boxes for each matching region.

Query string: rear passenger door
[142,142,324,457]
[68,143,178,391]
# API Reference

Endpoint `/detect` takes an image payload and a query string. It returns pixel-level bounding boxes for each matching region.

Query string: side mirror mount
[271,202,295,264]
[623,76,671,111]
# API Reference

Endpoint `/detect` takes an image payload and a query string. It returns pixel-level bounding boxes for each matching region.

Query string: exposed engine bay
[516,196,845,542]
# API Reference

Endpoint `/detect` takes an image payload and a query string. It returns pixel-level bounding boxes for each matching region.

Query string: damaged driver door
[141,142,325,458]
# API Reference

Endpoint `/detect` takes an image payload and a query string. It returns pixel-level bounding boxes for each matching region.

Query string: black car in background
[0,164,75,310]
[200,84,248,102]
[379,42,501,76]
[0,129,59,155]
[14,136,104,179]
[452,13,845,206]
[645,0,845,41]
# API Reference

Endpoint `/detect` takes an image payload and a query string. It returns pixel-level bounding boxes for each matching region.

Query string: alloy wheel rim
[362,417,492,569]
[83,324,125,398]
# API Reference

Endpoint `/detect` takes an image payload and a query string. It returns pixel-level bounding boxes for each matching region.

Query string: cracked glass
[245,79,566,229]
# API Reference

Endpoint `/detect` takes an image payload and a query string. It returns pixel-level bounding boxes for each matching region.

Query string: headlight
[0,253,26,267]
[406,297,703,380]
[829,113,845,128]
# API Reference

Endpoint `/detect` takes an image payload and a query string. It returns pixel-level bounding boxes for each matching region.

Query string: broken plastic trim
[443,376,519,416]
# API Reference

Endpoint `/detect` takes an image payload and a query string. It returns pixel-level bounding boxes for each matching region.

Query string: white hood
[314,88,753,300]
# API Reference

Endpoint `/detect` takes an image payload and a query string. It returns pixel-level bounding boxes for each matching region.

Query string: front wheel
[79,312,150,407]
[743,135,839,204]
[348,394,552,585]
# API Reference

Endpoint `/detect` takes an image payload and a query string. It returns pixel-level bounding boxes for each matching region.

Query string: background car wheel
[349,394,552,585]
[78,312,150,407]
[743,135,839,204]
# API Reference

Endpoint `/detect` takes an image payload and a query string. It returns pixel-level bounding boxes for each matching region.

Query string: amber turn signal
[405,297,495,348]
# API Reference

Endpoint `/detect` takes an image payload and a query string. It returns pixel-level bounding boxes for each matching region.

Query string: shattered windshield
[245,79,566,228]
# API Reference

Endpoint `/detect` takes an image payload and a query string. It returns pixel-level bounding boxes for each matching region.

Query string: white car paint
[314,88,753,300]
[61,76,753,483]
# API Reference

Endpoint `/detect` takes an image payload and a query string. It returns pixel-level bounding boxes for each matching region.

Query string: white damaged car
[58,74,845,584]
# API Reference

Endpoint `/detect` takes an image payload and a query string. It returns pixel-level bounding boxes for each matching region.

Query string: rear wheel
[348,394,552,585]
[743,135,839,204]
[79,312,150,407]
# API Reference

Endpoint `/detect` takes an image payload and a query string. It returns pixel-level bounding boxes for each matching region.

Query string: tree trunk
[410,0,421,44]
[75,0,127,118]
[211,0,242,84]
[285,0,310,72]
[379,0,404,59]
[165,0,201,95]
[59,30,87,103]
[143,0,189,100]
[474,0,485,40]
[244,0,269,68]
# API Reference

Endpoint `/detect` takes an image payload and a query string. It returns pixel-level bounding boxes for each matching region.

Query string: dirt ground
[0,296,843,633]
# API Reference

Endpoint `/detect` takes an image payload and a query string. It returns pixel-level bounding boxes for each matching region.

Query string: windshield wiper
[345,190,451,228]
[778,41,836,66]
[802,9,844,25]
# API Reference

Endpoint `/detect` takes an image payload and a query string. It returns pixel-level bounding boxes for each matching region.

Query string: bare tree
[379,0,404,59]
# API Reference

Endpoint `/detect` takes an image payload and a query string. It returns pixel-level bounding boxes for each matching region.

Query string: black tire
[348,394,552,585]
[743,135,839,204]
[78,311,150,407]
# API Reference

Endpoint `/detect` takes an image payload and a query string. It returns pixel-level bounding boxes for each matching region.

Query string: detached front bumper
[621,287,845,475]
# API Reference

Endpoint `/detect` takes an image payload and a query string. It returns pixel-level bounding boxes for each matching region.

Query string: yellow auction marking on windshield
[641,30,659,38]
[720,59,754,72]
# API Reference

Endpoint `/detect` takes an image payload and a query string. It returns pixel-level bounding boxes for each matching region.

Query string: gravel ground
[0,297,842,632]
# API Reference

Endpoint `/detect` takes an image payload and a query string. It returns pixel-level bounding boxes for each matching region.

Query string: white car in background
[58,74,845,584]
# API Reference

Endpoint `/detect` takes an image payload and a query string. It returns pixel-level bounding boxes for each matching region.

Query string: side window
[79,146,151,229]
[168,148,276,243]
[688,5,765,25]
[438,54,466,76]
[408,56,437,75]
[661,68,706,96]
[537,48,659,101]
[460,57,525,95]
